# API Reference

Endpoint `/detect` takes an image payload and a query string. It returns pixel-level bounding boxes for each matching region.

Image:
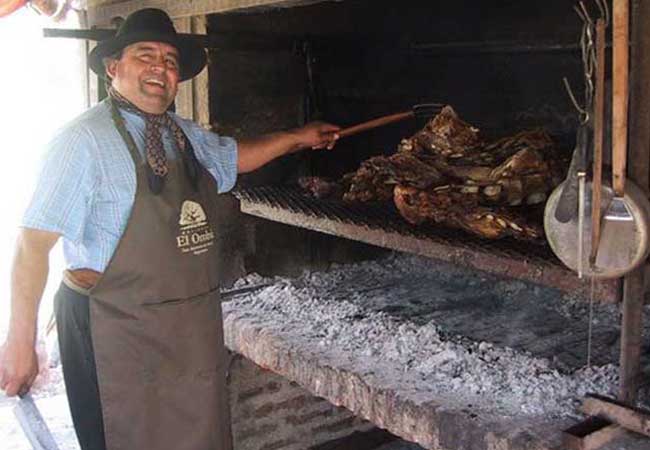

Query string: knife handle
[575,123,589,175]
[554,124,589,223]
[590,19,606,265]
[612,0,629,196]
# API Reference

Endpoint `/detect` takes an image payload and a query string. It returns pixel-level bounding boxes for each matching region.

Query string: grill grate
[236,186,556,263]
[234,185,619,301]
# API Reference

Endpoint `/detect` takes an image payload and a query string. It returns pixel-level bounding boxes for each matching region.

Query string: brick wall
[228,353,375,450]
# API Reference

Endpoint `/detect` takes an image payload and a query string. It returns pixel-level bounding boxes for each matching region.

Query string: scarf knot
[109,87,194,193]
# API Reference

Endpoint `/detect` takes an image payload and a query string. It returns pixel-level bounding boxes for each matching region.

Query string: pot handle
[612,0,629,196]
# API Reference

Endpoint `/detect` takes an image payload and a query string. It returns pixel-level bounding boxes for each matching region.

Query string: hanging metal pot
[545,179,650,279]
[545,0,650,279]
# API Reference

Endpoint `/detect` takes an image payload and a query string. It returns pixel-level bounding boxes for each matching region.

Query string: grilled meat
[343,153,445,203]
[404,105,482,158]
[478,129,554,164]
[431,148,555,206]
[405,128,556,167]
[298,106,562,241]
[393,185,542,241]
[298,176,343,199]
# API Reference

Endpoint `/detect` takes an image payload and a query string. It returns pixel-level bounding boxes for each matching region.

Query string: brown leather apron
[88,99,234,450]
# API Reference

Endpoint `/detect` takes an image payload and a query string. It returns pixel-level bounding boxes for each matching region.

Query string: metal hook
[564,77,590,124]
[574,3,585,20]
[570,1,600,113]
[562,1,604,124]
[575,7,593,66]
[583,25,597,81]
[576,1,593,29]
[595,0,609,27]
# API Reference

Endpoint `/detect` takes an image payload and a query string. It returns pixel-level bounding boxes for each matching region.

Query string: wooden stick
[619,0,650,408]
[590,19,606,265]
[612,0,629,196]
[620,267,645,404]
[582,394,650,437]
[337,111,414,138]
[628,0,650,192]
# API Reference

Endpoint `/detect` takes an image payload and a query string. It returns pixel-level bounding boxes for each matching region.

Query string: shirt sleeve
[21,125,97,243]
[179,119,238,193]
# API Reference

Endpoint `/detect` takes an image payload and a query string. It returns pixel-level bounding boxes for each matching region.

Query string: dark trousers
[54,283,106,450]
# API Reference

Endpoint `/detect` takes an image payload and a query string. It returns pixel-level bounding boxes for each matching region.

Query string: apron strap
[109,97,144,167]
[109,98,202,192]
[178,130,202,191]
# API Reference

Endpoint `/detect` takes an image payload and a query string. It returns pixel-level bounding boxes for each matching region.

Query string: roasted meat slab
[301,106,562,241]
[297,176,342,199]
[393,185,542,241]
[343,153,444,203]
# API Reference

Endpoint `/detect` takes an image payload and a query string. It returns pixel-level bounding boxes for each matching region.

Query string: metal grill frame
[235,186,620,302]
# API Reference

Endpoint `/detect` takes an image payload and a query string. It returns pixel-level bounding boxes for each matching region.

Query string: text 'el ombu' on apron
[89,98,235,450]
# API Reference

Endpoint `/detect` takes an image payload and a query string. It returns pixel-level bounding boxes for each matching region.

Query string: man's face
[106,41,180,114]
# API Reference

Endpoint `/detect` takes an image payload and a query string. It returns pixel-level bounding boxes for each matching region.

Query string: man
[0,8,339,450]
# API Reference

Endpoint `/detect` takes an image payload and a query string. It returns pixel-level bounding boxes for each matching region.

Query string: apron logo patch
[176,200,215,255]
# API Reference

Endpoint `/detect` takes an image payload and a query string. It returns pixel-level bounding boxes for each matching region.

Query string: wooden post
[173,17,194,120]
[78,9,101,107]
[619,0,650,405]
[172,15,210,126]
[191,15,211,129]
[629,1,650,190]
[620,268,645,404]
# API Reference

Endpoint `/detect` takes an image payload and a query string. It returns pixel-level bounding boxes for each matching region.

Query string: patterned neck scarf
[109,87,197,194]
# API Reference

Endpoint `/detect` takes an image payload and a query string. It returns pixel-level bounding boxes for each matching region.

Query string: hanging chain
[568,0,609,369]
[587,277,596,367]
[565,0,608,125]
[563,1,600,125]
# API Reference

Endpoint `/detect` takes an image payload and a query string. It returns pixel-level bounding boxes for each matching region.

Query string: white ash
[226,254,621,419]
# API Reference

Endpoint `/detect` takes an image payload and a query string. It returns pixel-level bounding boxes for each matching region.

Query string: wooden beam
[172,17,194,120]
[87,0,331,27]
[620,267,645,404]
[192,15,211,129]
[582,394,650,438]
[618,0,650,406]
[170,16,210,125]
[78,10,97,108]
[629,0,650,192]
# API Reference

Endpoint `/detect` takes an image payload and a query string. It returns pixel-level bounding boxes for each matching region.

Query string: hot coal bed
[83,1,650,449]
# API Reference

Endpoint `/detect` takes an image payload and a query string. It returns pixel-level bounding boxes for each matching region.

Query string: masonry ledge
[222,303,647,450]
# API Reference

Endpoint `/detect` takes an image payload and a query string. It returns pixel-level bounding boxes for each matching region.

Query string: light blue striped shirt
[22,100,238,272]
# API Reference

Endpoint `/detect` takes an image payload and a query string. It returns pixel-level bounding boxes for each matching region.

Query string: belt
[62,269,102,296]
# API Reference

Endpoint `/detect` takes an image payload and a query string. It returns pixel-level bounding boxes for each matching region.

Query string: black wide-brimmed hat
[88,8,206,81]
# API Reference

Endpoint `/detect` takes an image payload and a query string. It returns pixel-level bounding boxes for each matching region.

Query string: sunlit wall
[0,6,86,337]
